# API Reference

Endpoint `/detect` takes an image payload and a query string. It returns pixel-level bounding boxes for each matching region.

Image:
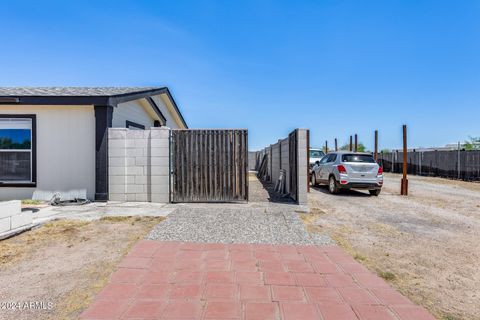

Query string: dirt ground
[306,173,480,320]
[0,216,163,320]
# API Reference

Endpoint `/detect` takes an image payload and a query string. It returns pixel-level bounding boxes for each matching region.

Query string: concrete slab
[32,202,174,224]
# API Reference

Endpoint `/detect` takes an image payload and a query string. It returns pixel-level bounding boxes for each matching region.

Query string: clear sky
[1,0,479,150]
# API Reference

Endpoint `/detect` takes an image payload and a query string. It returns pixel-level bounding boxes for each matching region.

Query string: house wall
[112,99,156,129]
[112,96,185,130]
[0,105,95,200]
[151,95,185,129]
[108,127,170,203]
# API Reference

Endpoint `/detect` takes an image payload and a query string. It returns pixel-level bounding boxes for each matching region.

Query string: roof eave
[161,88,188,129]
[0,86,188,128]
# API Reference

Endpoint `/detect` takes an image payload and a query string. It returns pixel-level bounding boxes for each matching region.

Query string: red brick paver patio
[80,240,434,320]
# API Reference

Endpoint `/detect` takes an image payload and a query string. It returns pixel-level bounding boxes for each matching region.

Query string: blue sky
[1,0,479,150]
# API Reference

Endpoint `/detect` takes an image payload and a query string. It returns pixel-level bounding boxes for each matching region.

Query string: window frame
[0,114,37,187]
[126,120,145,130]
[319,156,329,164]
[324,154,336,163]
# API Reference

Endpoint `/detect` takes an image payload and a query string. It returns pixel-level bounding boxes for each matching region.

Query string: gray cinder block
[109,128,127,139]
[0,200,20,219]
[151,139,169,148]
[11,211,33,229]
[125,166,144,176]
[0,217,11,233]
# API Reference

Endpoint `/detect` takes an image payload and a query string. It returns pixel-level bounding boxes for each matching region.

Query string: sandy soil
[0,216,163,320]
[307,173,480,320]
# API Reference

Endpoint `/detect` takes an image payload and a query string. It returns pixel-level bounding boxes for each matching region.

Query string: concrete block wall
[108,127,170,203]
[0,200,32,234]
[296,129,308,205]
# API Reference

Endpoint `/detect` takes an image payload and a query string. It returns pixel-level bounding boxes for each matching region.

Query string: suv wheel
[369,189,381,196]
[311,173,318,187]
[328,176,339,194]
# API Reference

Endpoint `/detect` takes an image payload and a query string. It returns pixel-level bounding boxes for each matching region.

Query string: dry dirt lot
[0,216,163,320]
[306,173,480,320]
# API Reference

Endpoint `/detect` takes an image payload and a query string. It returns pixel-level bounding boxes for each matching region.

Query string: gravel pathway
[147,204,332,244]
[147,176,332,245]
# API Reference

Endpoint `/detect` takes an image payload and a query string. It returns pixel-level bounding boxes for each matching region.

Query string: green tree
[339,142,366,152]
[464,136,480,150]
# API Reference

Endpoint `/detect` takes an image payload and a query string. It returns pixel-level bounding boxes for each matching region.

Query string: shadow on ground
[310,185,371,197]
[255,178,296,203]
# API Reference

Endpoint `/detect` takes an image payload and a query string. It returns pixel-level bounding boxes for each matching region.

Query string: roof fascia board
[146,97,167,125]
[107,88,168,105]
[161,88,188,129]
[0,88,168,106]
[0,96,109,105]
[0,87,188,128]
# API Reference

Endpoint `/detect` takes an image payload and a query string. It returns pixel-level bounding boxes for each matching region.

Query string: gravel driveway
[308,173,480,320]
[148,176,332,245]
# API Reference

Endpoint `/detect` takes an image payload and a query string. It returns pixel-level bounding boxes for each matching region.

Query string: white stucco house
[0,87,187,201]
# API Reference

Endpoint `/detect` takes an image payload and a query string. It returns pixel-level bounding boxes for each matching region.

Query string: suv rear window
[341,154,375,163]
[310,150,325,158]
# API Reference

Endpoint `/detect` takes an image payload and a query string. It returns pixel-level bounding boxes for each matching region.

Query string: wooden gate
[171,129,248,203]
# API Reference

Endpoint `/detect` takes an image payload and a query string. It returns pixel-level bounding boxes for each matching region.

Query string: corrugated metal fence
[378,150,480,181]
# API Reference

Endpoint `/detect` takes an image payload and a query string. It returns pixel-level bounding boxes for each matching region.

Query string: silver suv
[311,151,383,196]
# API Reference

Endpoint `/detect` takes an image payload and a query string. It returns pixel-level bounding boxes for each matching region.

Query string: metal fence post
[401,125,408,195]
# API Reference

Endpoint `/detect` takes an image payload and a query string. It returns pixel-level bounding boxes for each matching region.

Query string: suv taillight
[377,167,383,175]
[337,165,347,174]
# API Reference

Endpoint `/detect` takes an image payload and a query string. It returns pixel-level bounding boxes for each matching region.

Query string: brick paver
[80,240,435,319]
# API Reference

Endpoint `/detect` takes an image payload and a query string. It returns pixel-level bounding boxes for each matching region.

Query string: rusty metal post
[349,135,353,151]
[354,134,358,152]
[374,130,378,162]
[401,125,408,195]
[335,138,338,151]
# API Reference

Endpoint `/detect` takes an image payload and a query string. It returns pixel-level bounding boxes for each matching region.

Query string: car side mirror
[315,161,320,165]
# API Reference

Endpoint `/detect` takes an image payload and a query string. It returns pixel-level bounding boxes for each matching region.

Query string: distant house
[0,87,187,201]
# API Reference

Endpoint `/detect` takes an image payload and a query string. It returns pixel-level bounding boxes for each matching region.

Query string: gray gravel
[147,204,332,245]
[147,177,333,245]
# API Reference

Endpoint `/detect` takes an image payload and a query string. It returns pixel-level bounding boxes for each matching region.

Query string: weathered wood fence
[171,129,248,202]
[379,150,480,181]
[250,129,309,205]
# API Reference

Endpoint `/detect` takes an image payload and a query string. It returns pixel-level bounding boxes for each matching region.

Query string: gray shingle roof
[0,86,188,128]
[0,87,162,97]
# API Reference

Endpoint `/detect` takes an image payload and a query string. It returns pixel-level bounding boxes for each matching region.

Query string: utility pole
[354,134,358,152]
[374,130,378,162]
[335,138,338,151]
[400,125,408,195]
[325,140,328,154]
[349,135,353,151]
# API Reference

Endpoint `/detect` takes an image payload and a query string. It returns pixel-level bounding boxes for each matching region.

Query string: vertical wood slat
[171,129,248,202]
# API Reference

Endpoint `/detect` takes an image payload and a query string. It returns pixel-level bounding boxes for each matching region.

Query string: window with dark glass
[341,154,375,163]
[0,116,35,184]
